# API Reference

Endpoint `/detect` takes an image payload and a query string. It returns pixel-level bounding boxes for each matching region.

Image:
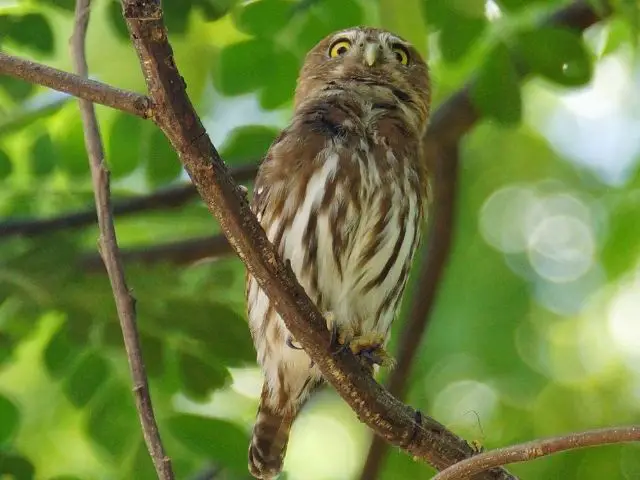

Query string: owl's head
[294,26,431,128]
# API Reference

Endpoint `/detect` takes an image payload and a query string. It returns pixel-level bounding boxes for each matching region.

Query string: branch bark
[359,1,611,477]
[433,426,640,480]
[0,163,257,239]
[0,51,152,118]
[70,1,174,478]
[117,0,513,477]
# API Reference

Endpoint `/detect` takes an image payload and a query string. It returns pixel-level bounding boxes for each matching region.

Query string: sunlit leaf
[62,351,111,407]
[167,414,249,471]
[471,43,521,125]
[37,0,76,11]
[233,0,294,38]
[220,125,280,164]
[29,132,57,177]
[86,382,140,459]
[0,394,19,445]
[177,351,230,400]
[514,27,593,86]
[0,148,12,180]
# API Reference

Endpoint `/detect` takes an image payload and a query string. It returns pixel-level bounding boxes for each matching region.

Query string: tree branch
[359,1,611,477]
[0,163,257,239]
[70,1,174,478]
[433,426,640,480]
[0,51,152,118]
[117,0,513,477]
[79,234,232,271]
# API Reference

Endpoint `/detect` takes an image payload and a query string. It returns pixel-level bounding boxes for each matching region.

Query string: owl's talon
[348,333,396,369]
[286,335,303,350]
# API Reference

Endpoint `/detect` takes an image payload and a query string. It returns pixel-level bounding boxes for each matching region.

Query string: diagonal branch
[70,1,174,478]
[0,51,152,118]
[0,163,257,239]
[118,0,513,477]
[433,426,640,480]
[359,1,611,477]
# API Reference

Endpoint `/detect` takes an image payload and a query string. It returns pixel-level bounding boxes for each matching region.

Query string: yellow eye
[329,39,351,58]
[392,45,409,65]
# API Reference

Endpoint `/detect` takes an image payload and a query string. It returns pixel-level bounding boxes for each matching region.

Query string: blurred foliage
[1,0,640,479]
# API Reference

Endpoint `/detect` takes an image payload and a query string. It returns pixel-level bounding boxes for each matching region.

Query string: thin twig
[0,163,257,239]
[359,141,461,480]
[359,1,610,477]
[433,426,640,480]
[79,234,232,271]
[70,1,174,479]
[118,0,514,476]
[0,51,152,118]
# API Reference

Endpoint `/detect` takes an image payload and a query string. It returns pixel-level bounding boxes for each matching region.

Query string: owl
[245,26,431,479]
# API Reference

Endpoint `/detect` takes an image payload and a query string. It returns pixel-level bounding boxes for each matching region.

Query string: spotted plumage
[245,26,431,479]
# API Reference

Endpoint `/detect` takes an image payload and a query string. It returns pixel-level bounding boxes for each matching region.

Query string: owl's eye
[329,39,352,58]
[392,44,409,65]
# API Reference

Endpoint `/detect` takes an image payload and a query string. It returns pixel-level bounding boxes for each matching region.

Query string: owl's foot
[348,332,396,370]
[327,312,355,354]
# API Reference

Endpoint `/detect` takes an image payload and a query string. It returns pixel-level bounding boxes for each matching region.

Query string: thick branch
[433,426,640,480]
[360,1,611,478]
[119,0,512,477]
[0,51,152,118]
[0,163,257,239]
[70,1,174,478]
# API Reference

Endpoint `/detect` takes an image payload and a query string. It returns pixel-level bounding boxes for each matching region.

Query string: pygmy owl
[245,26,431,479]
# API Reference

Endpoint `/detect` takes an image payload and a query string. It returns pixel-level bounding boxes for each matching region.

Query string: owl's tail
[248,384,296,479]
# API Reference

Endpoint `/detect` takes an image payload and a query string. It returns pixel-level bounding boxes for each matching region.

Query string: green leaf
[196,0,237,21]
[29,132,57,177]
[313,0,363,33]
[162,0,192,34]
[0,148,12,180]
[513,27,593,86]
[86,382,140,459]
[55,114,89,177]
[167,414,249,471]
[215,39,275,96]
[177,351,230,400]
[220,125,279,164]
[471,43,521,125]
[602,200,640,280]
[37,0,76,11]
[5,13,55,55]
[145,126,182,186]
[108,113,144,178]
[439,16,485,63]
[0,76,35,101]
[260,48,299,109]
[0,453,35,480]
[140,333,165,378]
[233,0,294,38]
[0,333,11,366]
[43,323,83,378]
[107,1,130,39]
[0,394,20,445]
[62,351,111,408]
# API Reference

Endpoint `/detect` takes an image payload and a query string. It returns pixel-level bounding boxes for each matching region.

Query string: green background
[1,0,639,478]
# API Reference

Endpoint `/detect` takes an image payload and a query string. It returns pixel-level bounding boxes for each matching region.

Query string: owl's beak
[364,42,379,66]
